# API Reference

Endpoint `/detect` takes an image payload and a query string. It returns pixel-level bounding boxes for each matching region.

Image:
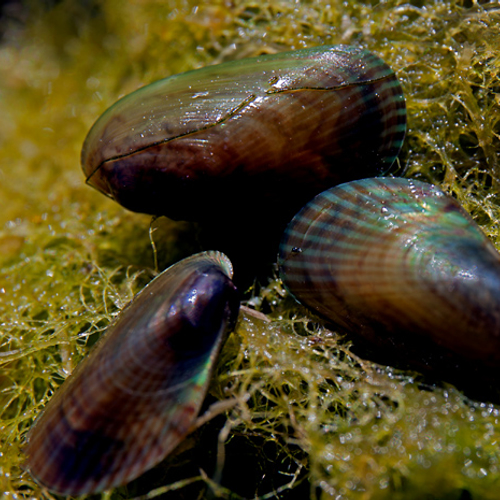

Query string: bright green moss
[1,0,500,498]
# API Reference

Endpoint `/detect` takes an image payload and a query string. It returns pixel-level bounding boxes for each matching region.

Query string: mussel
[278,178,500,386]
[81,45,406,225]
[25,251,239,495]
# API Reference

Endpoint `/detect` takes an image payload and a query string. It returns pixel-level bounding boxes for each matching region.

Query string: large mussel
[25,251,239,495]
[81,45,406,225]
[278,178,500,389]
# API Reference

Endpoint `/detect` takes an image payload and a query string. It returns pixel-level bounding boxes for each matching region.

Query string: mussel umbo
[25,251,239,495]
[81,45,406,225]
[278,178,500,387]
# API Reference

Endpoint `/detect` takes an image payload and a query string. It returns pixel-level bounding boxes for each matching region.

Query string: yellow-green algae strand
[1,0,500,499]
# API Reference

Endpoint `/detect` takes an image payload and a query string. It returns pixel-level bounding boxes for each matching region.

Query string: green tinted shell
[81,45,406,223]
[278,178,500,388]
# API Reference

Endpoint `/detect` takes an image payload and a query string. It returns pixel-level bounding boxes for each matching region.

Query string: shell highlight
[25,251,239,495]
[278,178,500,377]
[81,45,406,223]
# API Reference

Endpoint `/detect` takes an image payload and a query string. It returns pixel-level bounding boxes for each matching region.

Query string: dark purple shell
[81,45,406,224]
[25,251,239,495]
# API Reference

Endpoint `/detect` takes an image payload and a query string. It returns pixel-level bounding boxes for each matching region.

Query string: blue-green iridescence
[278,178,500,378]
[81,45,406,223]
[26,251,239,495]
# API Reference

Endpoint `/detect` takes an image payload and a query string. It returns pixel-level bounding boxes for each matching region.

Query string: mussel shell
[25,251,239,495]
[278,178,500,380]
[81,45,406,224]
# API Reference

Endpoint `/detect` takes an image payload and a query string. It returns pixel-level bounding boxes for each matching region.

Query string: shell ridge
[264,71,398,95]
[86,92,259,184]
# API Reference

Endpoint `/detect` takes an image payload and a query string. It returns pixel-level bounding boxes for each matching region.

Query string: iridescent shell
[25,251,239,495]
[81,45,406,224]
[278,178,500,381]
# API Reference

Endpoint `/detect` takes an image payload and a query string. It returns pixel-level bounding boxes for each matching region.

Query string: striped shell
[25,251,239,495]
[81,45,406,224]
[278,178,500,379]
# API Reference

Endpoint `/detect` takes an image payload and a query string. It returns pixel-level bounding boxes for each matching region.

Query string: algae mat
[1,1,500,499]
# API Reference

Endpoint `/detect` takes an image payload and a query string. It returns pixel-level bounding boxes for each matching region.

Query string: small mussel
[25,251,239,495]
[278,178,500,388]
[81,45,406,224]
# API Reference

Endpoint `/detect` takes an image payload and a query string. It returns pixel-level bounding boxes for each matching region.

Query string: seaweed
[1,0,500,498]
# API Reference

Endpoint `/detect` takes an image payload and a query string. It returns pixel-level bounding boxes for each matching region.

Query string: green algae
[1,0,500,498]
